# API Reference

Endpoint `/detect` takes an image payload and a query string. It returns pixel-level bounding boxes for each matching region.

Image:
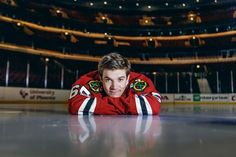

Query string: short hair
[98,52,131,77]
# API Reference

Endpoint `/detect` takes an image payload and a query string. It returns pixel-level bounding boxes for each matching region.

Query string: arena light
[45,58,50,62]
[1,15,236,41]
[188,12,195,18]
[1,43,236,65]
[16,22,21,26]
[56,10,61,14]
[139,16,154,26]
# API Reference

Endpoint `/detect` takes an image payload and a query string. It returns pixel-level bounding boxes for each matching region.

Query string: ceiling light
[148,5,151,9]
[165,3,169,6]
[104,1,107,5]
[136,3,139,6]
[196,0,199,2]
[119,5,122,9]
[214,0,217,3]
[16,22,21,26]
[182,3,186,7]
[90,2,94,6]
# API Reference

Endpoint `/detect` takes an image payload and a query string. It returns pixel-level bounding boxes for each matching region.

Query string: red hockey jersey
[68,70,161,115]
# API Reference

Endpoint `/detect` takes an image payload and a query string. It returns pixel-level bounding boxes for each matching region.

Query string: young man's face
[101,69,129,98]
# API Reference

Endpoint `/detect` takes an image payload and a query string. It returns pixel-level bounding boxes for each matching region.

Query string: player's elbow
[151,102,161,115]
[68,101,79,115]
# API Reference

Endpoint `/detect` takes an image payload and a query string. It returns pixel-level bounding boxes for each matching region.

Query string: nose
[110,81,118,90]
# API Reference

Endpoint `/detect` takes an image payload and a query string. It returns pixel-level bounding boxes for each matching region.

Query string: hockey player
[68,52,161,115]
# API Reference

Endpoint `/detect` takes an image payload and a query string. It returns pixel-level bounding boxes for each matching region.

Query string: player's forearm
[68,96,122,115]
[123,93,161,115]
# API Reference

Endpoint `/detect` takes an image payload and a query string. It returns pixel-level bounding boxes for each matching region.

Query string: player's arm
[68,83,121,115]
[123,77,161,115]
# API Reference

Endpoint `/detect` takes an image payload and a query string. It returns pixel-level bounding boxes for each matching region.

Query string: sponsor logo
[29,89,56,100]
[175,95,191,101]
[231,95,236,101]
[161,95,169,101]
[19,90,29,99]
[19,89,56,100]
[200,95,228,101]
[29,89,55,96]
[193,94,201,101]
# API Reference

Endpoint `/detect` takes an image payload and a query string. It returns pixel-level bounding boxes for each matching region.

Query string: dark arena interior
[0,0,236,157]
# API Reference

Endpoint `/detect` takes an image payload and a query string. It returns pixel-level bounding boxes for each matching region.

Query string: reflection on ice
[69,115,161,157]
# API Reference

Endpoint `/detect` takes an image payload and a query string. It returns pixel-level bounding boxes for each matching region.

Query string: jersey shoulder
[73,70,103,93]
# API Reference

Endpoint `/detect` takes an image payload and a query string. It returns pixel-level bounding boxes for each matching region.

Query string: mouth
[109,90,119,95]
[110,91,118,94]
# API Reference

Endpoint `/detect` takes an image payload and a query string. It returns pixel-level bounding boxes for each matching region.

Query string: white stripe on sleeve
[152,92,162,103]
[78,97,90,115]
[135,94,143,114]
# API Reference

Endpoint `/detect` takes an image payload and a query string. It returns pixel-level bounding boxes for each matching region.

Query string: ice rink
[1,103,236,157]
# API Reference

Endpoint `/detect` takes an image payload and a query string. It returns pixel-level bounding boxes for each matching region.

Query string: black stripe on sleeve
[83,98,95,115]
[138,96,148,115]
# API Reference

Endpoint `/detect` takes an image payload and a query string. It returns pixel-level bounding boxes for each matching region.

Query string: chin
[109,94,122,98]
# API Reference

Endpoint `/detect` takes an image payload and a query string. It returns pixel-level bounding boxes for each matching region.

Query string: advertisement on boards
[0,87,70,102]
